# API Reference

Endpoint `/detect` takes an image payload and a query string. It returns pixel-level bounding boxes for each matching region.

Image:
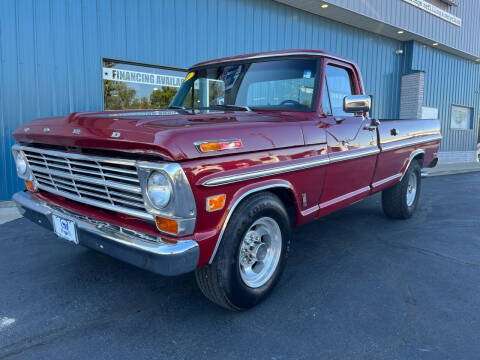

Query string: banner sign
[403,0,462,26]
[103,67,184,88]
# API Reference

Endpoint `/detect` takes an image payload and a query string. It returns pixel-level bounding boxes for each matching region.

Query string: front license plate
[52,215,78,244]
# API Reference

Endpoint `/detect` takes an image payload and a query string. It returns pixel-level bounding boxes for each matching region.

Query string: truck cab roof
[192,49,358,69]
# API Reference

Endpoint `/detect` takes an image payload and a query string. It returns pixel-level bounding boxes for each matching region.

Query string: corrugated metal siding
[322,0,479,57]
[0,0,408,200]
[409,41,480,152]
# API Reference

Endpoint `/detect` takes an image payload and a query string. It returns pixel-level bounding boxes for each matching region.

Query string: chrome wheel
[406,172,417,207]
[239,217,282,288]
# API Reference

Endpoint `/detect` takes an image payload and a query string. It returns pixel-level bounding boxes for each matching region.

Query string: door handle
[364,118,380,131]
[334,117,346,123]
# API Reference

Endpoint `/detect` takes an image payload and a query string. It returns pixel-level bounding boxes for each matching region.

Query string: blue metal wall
[0,0,432,200]
[320,0,480,58]
[407,41,480,152]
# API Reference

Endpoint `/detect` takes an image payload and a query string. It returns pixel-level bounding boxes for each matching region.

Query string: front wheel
[382,160,422,219]
[195,192,291,311]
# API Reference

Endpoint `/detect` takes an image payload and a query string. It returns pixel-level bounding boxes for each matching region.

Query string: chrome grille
[20,146,150,220]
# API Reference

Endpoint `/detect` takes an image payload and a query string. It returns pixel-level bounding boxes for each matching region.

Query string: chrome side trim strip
[202,147,380,187]
[300,205,319,217]
[381,134,442,152]
[372,173,402,188]
[319,186,371,209]
[202,156,329,187]
[329,147,380,164]
[208,183,291,264]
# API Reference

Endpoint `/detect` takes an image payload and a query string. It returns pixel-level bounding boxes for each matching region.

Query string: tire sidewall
[217,194,290,309]
[402,161,422,217]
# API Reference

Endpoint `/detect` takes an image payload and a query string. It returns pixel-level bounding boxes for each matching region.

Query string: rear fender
[400,149,425,181]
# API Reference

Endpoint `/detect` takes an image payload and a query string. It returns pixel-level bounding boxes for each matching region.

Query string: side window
[325,65,353,116]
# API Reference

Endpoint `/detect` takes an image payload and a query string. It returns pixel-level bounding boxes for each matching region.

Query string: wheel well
[265,188,297,225]
[209,186,297,264]
[413,153,425,167]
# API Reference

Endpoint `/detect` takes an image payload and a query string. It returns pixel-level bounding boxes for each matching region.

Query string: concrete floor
[1,173,480,359]
[0,205,20,225]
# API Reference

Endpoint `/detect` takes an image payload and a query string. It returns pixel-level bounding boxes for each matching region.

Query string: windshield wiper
[166,105,193,115]
[204,104,251,112]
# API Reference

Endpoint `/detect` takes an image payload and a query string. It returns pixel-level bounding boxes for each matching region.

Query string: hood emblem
[72,129,81,135]
[43,127,50,133]
[111,131,121,138]
[24,128,30,132]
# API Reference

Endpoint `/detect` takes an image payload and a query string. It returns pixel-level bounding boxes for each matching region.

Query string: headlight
[147,171,172,208]
[14,152,27,177]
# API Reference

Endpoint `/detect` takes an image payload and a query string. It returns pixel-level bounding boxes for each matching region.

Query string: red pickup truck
[12,50,441,310]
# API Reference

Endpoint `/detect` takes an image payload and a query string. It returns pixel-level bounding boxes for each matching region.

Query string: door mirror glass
[343,95,371,113]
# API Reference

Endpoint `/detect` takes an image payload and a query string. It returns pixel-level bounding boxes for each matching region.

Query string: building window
[102,59,186,110]
[450,105,472,130]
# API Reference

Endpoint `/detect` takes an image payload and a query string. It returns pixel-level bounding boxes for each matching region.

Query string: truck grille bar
[18,146,151,220]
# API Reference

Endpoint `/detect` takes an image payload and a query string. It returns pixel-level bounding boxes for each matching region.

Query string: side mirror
[343,95,371,113]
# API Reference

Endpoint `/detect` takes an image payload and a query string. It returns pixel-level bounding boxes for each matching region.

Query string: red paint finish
[13,51,442,269]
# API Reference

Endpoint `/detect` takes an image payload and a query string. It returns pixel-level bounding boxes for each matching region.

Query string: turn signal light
[199,142,222,152]
[206,194,226,212]
[155,216,178,235]
[25,180,36,192]
[196,139,243,153]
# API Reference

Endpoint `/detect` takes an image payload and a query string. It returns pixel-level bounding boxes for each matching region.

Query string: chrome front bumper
[12,191,199,276]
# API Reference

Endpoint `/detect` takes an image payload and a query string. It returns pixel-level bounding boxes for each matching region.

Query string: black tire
[382,160,422,219]
[195,192,291,311]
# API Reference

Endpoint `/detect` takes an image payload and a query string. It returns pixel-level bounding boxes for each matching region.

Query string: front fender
[206,179,298,264]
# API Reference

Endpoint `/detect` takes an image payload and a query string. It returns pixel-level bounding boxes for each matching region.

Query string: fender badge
[43,127,50,133]
[111,131,121,138]
[72,129,81,135]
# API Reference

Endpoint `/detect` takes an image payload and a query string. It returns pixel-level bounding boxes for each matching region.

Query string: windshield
[170,58,318,112]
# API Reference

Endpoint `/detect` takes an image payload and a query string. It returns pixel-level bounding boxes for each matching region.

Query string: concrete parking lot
[1,173,480,360]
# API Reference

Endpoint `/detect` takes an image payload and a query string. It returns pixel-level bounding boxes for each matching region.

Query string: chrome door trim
[329,147,379,164]
[319,186,371,209]
[208,183,292,264]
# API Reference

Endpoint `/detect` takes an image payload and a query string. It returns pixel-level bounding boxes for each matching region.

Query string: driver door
[319,61,378,215]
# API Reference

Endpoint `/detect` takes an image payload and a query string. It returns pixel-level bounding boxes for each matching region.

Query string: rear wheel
[195,192,291,311]
[382,160,422,219]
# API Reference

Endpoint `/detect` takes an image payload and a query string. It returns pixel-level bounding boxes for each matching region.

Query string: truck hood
[13,109,307,161]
